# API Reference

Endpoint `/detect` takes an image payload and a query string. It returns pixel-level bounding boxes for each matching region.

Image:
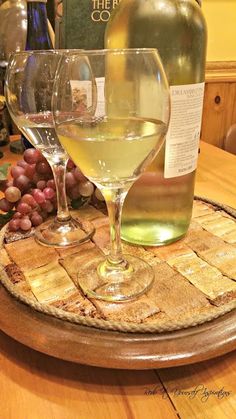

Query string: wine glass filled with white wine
[53,48,170,302]
[5,50,95,247]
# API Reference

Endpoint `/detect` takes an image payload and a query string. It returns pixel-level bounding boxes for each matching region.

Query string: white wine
[17,113,67,163]
[105,0,207,246]
[22,126,67,163]
[121,152,196,246]
[57,117,167,188]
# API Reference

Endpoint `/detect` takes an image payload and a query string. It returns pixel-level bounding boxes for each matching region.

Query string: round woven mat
[1,196,236,334]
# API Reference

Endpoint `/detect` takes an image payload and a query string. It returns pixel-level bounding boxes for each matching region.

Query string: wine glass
[5,50,95,247]
[53,48,170,302]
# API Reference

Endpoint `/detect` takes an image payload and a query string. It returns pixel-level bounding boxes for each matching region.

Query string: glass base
[35,216,95,248]
[77,254,154,302]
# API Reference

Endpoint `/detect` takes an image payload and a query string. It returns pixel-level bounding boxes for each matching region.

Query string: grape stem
[50,160,71,222]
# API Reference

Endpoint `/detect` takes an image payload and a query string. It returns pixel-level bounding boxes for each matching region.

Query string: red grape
[46,179,56,190]
[8,219,20,232]
[24,148,43,164]
[79,180,94,197]
[13,212,21,219]
[33,172,45,184]
[0,180,13,192]
[5,186,21,203]
[24,164,36,179]
[73,167,87,182]
[17,160,28,169]
[37,180,47,190]
[11,166,25,179]
[69,185,81,200]
[32,188,41,196]
[4,149,100,235]
[36,161,51,175]
[31,212,43,226]
[0,198,14,212]
[14,175,31,192]
[43,187,55,200]
[16,202,31,215]
[33,190,46,205]
[65,172,77,188]
[21,194,37,208]
[95,188,105,201]
[20,218,32,231]
[41,200,54,213]
[67,159,75,170]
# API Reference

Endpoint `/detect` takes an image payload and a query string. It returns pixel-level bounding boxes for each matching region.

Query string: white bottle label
[164,82,205,178]
[70,78,105,117]
[70,80,92,110]
[95,77,105,117]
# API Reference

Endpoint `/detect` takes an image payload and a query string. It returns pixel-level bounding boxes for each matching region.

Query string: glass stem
[50,158,71,222]
[103,187,128,266]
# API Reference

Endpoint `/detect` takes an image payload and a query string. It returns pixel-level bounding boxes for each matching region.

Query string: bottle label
[70,80,92,112]
[70,78,105,117]
[95,77,105,116]
[164,82,205,179]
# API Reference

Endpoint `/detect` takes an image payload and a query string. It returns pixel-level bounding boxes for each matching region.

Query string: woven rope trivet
[1,196,236,334]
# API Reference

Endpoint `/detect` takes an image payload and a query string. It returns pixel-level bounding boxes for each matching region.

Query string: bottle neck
[26,2,53,50]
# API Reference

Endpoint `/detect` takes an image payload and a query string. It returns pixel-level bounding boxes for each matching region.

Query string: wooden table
[0,140,236,419]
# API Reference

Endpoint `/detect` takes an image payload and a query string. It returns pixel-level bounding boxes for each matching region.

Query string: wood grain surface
[0,284,235,369]
[201,81,236,149]
[202,61,236,149]
[0,139,236,418]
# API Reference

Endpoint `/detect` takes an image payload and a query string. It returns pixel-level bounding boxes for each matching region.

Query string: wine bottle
[26,0,53,50]
[105,0,207,246]
[21,0,53,149]
[0,0,27,147]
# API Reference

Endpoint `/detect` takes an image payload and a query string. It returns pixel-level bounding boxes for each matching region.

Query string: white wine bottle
[105,0,207,246]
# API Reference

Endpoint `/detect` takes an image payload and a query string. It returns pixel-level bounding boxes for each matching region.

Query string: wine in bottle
[105,0,207,246]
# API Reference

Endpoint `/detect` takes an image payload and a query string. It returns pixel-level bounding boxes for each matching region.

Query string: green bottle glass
[105,0,207,246]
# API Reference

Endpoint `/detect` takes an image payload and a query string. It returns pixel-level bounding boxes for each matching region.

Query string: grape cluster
[0,148,104,232]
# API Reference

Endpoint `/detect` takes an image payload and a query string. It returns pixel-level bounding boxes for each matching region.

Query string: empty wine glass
[5,50,95,247]
[53,48,170,301]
